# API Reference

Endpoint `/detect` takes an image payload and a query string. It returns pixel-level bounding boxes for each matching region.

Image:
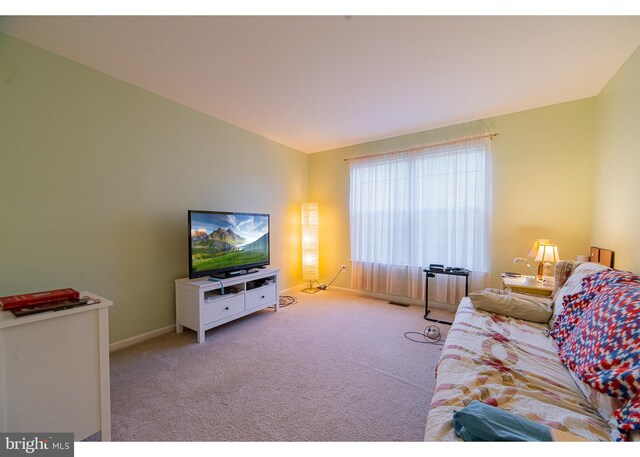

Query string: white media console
[175,268,280,343]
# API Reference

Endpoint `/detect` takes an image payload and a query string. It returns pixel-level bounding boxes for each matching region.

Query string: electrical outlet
[341,264,347,271]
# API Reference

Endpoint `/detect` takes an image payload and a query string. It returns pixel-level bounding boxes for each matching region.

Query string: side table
[423,268,470,325]
[501,275,553,297]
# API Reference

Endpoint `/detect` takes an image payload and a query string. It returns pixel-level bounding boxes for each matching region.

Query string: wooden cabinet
[175,268,280,343]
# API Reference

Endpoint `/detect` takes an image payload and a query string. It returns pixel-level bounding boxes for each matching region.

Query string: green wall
[0,33,308,343]
[308,98,598,292]
[2,30,637,344]
[592,44,640,273]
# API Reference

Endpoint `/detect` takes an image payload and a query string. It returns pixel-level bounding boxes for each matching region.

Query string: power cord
[404,324,444,345]
[316,265,347,291]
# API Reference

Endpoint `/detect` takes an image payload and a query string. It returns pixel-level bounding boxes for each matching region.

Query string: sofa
[424,260,640,441]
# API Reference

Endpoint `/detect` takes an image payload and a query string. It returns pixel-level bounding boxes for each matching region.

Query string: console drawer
[245,285,277,310]
[203,294,244,324]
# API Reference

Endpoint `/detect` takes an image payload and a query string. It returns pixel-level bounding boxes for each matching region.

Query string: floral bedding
[424,298,616,441]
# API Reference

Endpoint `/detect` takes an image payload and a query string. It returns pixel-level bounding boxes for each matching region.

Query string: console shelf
[175,268,280,344]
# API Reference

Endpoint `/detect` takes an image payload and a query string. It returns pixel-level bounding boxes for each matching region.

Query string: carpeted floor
[109,289,453,441]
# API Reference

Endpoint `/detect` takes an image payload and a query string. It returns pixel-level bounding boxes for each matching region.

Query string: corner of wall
[591,45,640,273]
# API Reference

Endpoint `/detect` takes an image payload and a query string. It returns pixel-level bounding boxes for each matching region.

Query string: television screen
[188,210,270,279]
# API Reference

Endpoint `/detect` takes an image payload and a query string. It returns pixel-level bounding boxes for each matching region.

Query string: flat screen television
[188,210,270,279]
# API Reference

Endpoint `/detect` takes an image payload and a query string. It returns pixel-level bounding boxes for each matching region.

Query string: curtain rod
[343,132,499,162]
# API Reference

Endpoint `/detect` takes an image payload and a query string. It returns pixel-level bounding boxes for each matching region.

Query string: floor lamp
[301,203,320,294]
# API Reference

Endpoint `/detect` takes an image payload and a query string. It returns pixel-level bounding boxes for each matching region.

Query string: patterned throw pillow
[552,260,582,297]
[555,270,640,433]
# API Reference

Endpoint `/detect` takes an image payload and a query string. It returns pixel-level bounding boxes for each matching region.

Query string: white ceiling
[1,16,640,153]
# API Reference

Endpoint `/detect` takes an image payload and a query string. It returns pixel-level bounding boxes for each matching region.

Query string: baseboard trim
[108,286,456,351]
[280,283,311,294]
[326,286,458,312]
[329,286,421,306]
[109,324,175,353]
[427,301,458,312]
[110,282,318,352]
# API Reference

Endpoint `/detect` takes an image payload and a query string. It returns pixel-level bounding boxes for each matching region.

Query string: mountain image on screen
[191,213,269,273]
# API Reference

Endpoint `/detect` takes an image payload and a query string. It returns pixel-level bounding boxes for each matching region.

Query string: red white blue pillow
[551,269,640,435]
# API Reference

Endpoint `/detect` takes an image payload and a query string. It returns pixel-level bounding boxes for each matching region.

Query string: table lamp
[535,243,560,280]
[527,239,550,280]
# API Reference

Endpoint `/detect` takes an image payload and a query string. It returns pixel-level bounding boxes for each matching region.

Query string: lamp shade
[535,244,560,263]
[527,239,551,258]
[301,203,319,281]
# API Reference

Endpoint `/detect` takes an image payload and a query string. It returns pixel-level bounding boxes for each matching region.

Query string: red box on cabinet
[0,288,80,311]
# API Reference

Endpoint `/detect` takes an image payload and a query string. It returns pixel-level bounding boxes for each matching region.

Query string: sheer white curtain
[349,137,491,305]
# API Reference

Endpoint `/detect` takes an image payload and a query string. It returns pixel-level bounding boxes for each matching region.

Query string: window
[349,137,491,302]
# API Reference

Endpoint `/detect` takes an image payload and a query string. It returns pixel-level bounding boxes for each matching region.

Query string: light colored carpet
[109,289,453,441]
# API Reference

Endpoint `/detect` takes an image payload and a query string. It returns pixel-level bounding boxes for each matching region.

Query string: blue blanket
[453,400,552,441]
